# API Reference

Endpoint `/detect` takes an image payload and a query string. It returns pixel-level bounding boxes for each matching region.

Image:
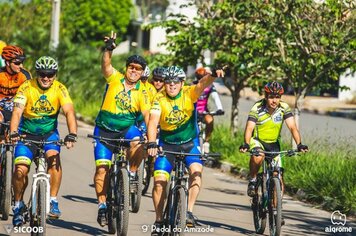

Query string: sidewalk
[215,84,356,120]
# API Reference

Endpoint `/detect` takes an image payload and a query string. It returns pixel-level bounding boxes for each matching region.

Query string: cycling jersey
[0,67,32,113]
[195,84,223,113]
[95,69,150,132]
[150,85,200,144]
[142,81,157,103]
[13,79,73,135]
[248,99,293,143]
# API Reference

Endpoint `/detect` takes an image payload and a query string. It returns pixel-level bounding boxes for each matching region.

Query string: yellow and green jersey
[150,85,200,144]
[136,81,157,124]
[95,69,150,132]
[13,79,73,135]
[248,99,293,143]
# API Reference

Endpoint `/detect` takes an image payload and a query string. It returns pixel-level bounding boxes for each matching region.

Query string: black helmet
[126,55,147,70]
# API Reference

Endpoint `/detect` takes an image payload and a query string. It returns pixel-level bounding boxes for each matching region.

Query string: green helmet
[35,56,58,73]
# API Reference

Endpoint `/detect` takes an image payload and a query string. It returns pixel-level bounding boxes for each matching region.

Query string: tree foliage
[147,0,355,135]
[62,0,133,47]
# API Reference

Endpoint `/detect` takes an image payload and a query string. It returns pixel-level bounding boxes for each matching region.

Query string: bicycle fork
[31,173,50,216]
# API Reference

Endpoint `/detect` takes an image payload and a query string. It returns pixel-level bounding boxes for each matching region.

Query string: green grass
[210,125,356,215]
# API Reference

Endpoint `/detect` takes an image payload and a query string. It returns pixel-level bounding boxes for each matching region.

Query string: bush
[210,125,356,215]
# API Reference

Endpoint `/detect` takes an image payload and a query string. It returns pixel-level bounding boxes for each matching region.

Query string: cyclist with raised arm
[193,67,224,153]
[147,66,224,234]
[0,45,32,128]
[9,56,77,226]
[239,82,308,203]
[150,66,166,93]
[93,32,150,227]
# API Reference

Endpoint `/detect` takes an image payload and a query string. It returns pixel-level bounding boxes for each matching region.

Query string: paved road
[214,95,356,144]
[1,115,355,235]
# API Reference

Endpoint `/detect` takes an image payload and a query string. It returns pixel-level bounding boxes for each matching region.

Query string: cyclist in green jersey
[239,82,308,199]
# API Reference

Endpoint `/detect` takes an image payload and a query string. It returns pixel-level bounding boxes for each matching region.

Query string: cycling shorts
[14,130,61,166]
[93,125,141,166]
[250,138,283,168]
[154,137,202,180]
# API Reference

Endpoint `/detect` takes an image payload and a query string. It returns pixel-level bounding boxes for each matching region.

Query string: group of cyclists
[0,32,308,235]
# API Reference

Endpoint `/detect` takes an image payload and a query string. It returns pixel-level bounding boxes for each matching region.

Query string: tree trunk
[230,91,241,137]
[292,95,304,148]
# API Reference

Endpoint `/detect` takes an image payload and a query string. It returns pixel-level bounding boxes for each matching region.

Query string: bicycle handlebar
[87,134,145,143]
[249,149,299,157]
[198,111,224,116]
[158,149,221,160]
[19,138,65,147]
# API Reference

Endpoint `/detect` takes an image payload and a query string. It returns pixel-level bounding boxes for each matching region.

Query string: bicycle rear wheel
[117,168,129,236]
[1,150,12,220]
[268,177,282,236]
[107,173,117,234]
[130,160,144,213]
[172,187,186,235]
[31,180,46,236]
[252,174,266,234]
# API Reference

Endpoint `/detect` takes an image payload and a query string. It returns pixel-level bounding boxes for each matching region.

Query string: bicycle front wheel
[117,168,129,236]
[130,160,144,213]
[172,187,186,235]
[1,150,12,220]
[31,180,46,236]
[142,156,152,195]
[107,173,117,234]
[252,174,266,234]
[268,177,282,236]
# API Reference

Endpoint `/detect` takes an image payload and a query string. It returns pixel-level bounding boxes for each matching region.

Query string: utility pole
[50,0,61,50]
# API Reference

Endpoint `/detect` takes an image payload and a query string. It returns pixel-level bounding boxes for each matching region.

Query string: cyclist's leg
[93,127,113,205]
[204,114,214,142]
[43,131,62,198]
[126,124,145,172]
[185,138,203,226]
[249,138,265,179]
[12,141,33,226]
[152,153,173,222]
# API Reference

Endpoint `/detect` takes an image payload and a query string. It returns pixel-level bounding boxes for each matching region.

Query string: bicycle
[142,155,153,196]
[88,134,145,236]
[0,122,14,220]
[18,138,65,236]
[197,111,223,167]
[249,149,298,236]
[159,149,220,235]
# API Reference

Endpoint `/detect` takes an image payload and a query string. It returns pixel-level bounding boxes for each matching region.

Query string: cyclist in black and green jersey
[239,82,308,199]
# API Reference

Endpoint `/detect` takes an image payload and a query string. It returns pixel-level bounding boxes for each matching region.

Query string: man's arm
[101,31,117,78]
[284,117,301,145]
[210,91,223,111]
[10,103,25,134]
[147,112,160,157]
[62,103,77,149]
[62,103,77,134]
[194,69,224,96]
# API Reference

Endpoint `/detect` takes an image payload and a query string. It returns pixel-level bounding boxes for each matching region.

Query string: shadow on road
[48,219,107,235]
[195,199,251,212]
[205,186,245,196]
[282,209,331,236]
[62,195,97,204]
[197,219,257,235]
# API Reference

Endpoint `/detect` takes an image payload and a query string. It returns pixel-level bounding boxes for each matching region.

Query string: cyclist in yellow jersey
[9,56,77,226]
[147,66,224,233]
[239,82,308,201]
[93,31,150,226]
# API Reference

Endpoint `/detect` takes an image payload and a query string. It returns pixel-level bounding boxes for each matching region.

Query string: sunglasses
[127,65,143,72]
[267,94,281,99]
[153,78,164,83]
[12,60,23,66]
[38,71,56,78]
[164,78,181,84]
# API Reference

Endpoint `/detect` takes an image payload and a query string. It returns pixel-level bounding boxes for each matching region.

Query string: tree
[262,0,355,132]
[62,0,133,47]
[147,1,277,135]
